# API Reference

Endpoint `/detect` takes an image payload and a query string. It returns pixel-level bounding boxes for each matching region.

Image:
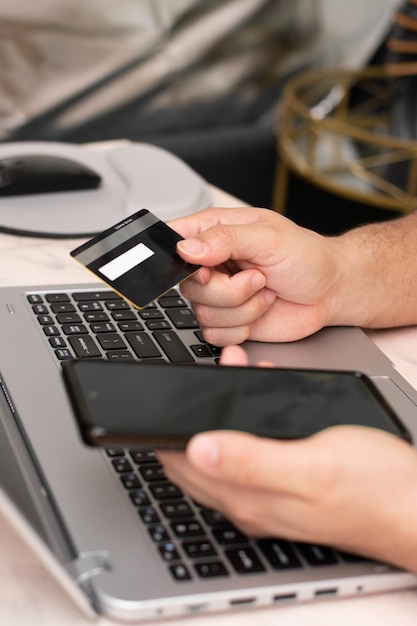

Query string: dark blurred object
[281,170,400,234]
[275,1,417,234]
[274,2,417,234]
[150,125,277,208]
[274,65,417,235]
[380,0,417,142]
[0,154,101,196]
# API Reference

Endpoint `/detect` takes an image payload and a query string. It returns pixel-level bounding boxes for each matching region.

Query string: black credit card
[70,209,201,309]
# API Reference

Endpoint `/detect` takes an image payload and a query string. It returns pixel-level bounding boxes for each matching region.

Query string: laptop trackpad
[370,376,417,443]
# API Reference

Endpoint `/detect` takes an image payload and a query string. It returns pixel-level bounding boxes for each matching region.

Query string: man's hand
[158,346,417,572]
[170,207,342,344]
[170,206,417,344]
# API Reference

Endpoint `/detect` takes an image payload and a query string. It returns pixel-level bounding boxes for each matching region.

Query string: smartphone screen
[62,360,411,448]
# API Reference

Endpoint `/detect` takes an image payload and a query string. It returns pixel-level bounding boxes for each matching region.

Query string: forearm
[329,211,417,329]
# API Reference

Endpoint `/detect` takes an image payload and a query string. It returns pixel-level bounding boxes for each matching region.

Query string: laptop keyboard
[27,287,220,365]
[107,445,364,582]
[27,286,366,582]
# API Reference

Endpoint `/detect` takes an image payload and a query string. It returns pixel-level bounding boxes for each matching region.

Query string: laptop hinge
[65,550,112,584]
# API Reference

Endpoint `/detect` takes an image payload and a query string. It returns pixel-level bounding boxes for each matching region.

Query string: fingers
[181,267,268,307]
[182,268,275,329]
[185,431,324,499]
[180,265,276,345]
[219,345,249,366]
[169,206,269,241]
[194,292,276,334]
[176,224,268,268]
[175,211,286,270]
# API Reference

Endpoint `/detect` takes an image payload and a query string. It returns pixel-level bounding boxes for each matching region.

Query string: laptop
[0,280,417,622]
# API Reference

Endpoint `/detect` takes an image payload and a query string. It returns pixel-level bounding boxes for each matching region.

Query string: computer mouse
[0,154,101,196]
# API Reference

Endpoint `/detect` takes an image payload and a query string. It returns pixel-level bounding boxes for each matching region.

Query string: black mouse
[0,154,102,196]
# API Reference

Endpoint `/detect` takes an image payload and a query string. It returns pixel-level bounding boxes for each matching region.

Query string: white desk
[1,187,417,625]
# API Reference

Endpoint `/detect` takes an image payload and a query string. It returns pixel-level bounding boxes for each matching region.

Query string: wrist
[327,218,416,329]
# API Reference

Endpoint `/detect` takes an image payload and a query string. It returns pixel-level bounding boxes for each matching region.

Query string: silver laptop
[0,281,416,622]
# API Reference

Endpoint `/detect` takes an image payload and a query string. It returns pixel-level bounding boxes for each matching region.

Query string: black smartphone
[62,359,412,449]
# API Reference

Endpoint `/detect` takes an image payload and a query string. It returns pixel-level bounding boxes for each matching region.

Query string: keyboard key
[200,509,228,527]
[212,525,249,546]
[139,464,166,482]
[45,293,70,303]
[130,449,157,464]
[171,520,205,539]
[159,542,181,562]
[166,308,199,329]
[148,524,170,543]
[296,543,338,566]
[37,315,54,325]
[68,335,101,358]
[62,323,89,335]
[138,506,160,524]
[112,457,133,473]
[194,561,228,579]
[43,325,60,337]
[194,332,222,357]
[90,322,116,333]
[56,313,82,324]
[120,473,141,490]
[169,563,192,581]
[27,294,43,304]
[55,348,72,360]
[111,311,137,322]
[183,540,217,559]
[84,312,110,322]
[106,351,135,361]
[32,304,49,315]
[129,490,150,507]
[139,310,164,320]
[105,448,124,457]
[190,344,213,358]
[117,321,144,332]
[150,482,183,500]
[51,303,76,313]
[225,547,265,574]
[78,301,103,312]
[97,333,127,350]
[158,296,187,308]
[160,501,193,519]
[125,332,161,359]
[73,291,120,301]
[153,330,194,363]
[145,320,171,331]
[257,539,302,570]
[106,301,130,310]
[49,336,67,348]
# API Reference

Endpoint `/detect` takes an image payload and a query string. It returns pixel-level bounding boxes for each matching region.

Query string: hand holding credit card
[70,209,201,308]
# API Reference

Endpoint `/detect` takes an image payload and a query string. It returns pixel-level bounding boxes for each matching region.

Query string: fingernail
[177,238,206,257]
[188,434,220,471]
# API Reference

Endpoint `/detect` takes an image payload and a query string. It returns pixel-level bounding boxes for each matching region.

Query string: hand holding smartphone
[62,360,411,449]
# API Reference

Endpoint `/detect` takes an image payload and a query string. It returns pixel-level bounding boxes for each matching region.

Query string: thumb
[186,430,319,497]
[176,222,275,268]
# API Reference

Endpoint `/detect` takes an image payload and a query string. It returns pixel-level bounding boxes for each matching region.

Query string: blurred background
[0,0,403,229]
